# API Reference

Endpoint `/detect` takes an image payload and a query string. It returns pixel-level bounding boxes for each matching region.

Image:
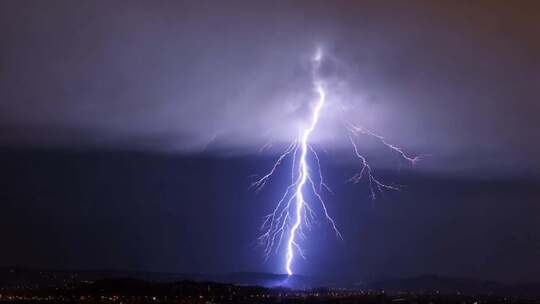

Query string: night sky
[1,1,539,284]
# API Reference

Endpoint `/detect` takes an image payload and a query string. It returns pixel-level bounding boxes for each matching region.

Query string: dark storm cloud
[1,1,540,284]
[1,1,539,176]
[1,149,539,283]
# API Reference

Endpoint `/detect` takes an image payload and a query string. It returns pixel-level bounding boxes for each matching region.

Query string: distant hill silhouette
[191,272,316,289]
[0,267,314,289]
[1,267,539,298]
[368,275,540,299]
[369,275,501,294]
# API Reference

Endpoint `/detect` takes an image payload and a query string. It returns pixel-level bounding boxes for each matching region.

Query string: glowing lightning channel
[286,79,327,275]
[253,50,341,275]
[253,48,419,276]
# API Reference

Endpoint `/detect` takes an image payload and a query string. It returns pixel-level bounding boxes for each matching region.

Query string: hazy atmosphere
[1,0,539,287]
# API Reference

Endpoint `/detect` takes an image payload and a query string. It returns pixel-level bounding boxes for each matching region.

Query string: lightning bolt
[253,48,419,275]
[285,70,334,275]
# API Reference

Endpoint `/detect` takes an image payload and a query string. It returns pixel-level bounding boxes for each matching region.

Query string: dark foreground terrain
[1,281,535,304]
[0,268,538,304]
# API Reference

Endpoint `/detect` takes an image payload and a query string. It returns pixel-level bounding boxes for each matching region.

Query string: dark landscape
[1,267,539,303]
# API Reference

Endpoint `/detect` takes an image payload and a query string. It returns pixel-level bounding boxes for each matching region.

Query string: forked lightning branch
[252,49,420,275]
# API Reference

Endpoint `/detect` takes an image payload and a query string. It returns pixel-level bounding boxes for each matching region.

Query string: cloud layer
[1,1,539,175]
